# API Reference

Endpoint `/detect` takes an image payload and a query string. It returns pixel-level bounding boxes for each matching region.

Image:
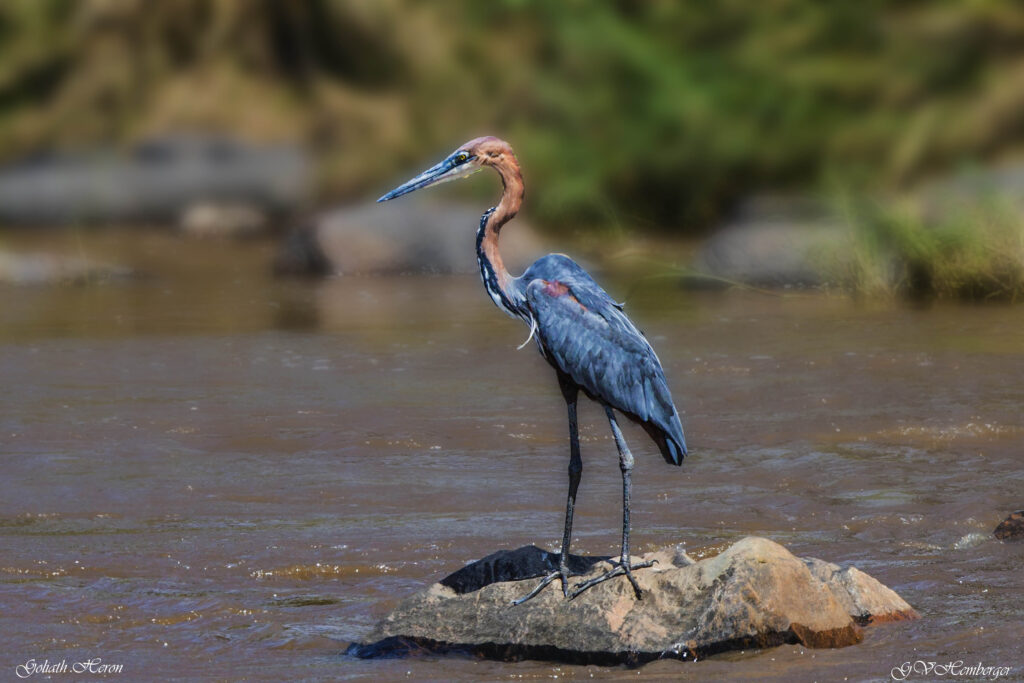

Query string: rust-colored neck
[477,153,526,319]
[480,156,524,290]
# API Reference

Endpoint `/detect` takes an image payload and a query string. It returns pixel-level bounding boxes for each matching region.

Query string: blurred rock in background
[0,249,135,285]
[0,135,307,227]
[179,202,272,240]
[274,198,543,277]
[1,1,1023,297]
[4,1,1024,234]
[694,196,844,288]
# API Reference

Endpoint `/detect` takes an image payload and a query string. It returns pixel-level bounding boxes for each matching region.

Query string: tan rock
[804,557,919,625]
[348,536,918,665]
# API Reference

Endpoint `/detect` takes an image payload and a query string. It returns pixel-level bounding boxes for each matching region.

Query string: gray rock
[920,162,1024,222]
[274,198,543,276]
[179,202,269,239]
[0,250,134,285]
[0,135,308,225]
[693,196,845,288]
[694,163,1024,290]
[347,537,917,665]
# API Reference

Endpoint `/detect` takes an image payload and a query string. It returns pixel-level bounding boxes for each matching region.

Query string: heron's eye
[456,153,468,164]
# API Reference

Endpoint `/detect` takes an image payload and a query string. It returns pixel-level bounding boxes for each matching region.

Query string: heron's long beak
[377,154,480,202]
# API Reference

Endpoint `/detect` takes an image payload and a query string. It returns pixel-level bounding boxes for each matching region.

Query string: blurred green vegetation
[821,196,1024,301]
[2,0,1024,234]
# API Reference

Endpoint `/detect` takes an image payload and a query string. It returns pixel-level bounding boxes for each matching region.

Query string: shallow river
[1,231,1022,681]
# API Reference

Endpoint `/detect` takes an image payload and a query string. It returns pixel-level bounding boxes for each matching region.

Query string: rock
[179,202,269,239]
[0,135,308,225]
[695,164,1024,291]
[273,198,543,276]
[802,557,919,625]
[438,546,610,594]
[693,195,845,288]
[919,162,1024,223]
[273,222,334,277]
[347,537,917,665]
[0,250,135,285]
[994,511,1024,541]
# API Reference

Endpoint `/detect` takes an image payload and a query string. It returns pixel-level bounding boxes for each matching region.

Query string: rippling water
[1,231,1022,681]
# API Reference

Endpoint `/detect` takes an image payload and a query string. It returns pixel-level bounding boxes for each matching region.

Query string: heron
[377,137,687,603]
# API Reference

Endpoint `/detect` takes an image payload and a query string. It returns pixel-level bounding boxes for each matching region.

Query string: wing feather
[522,267,687,465]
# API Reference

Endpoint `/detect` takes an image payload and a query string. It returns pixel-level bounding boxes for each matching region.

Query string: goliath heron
[378,137,687,603]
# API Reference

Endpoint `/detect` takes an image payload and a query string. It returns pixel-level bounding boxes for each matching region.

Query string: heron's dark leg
[557,398,583,590]
[570,406,654,600]
[512,381,581,605]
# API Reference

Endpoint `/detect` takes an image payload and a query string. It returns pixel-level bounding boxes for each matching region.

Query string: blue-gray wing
[522,268,687,465]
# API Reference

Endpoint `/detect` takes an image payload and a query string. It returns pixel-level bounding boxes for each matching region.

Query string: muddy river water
[1,231,1022,681]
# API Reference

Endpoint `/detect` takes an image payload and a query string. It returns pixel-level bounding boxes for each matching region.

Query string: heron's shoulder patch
[541,280,570,297]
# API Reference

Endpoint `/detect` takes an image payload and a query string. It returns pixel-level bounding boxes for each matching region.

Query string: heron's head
[377,136,516,203]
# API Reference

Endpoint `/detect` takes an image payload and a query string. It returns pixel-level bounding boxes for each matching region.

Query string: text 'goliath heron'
[378,137,688,603]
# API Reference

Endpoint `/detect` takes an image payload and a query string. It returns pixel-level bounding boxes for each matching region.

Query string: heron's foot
[570,558,655,600]
[510,566,574,606]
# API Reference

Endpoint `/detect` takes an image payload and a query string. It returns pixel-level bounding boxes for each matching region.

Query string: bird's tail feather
[642,417,687,466]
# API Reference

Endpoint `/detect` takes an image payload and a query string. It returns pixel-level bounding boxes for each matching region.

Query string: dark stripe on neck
[476,207,520,318]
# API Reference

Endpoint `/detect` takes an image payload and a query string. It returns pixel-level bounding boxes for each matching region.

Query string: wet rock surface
[994,511,1024,541]
[347,537,917,665]
[438,546,610,594]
